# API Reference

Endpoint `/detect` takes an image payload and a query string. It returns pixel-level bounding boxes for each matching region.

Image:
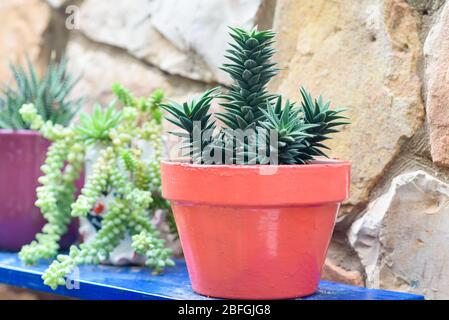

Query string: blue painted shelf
[0,252,423,300]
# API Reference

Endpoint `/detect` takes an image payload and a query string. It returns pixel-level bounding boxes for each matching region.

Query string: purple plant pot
[0,130,81,252]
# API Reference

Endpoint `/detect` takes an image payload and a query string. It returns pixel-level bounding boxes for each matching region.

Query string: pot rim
[161,158,350,170]
[161,158,351,206]
[0,129,41,136]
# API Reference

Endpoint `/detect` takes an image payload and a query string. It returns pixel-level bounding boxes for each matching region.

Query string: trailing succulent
[0,57,81,130]
[162,27,348,165]
[19,84,174,290]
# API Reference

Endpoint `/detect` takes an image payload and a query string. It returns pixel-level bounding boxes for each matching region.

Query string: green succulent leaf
[74,102,123,145]
[299,87,349,159]
[161,88,220,163]
[217,27,279,130]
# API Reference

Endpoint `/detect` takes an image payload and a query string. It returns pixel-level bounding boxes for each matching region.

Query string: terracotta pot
[0,130,80,251]
[161,160,350,299]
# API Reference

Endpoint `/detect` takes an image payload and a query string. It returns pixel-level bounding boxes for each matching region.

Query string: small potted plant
[18,84,175,290]
[161,27,350,299]
[0,57,82,251]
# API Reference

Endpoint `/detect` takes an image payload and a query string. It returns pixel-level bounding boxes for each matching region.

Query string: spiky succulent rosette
[162,88,221,164]
[299,87,349,158]
[0,57,81,130]
[258,97,317,164]
[19,84,175,290]
[217,27,278,130]
[162,27,349,165]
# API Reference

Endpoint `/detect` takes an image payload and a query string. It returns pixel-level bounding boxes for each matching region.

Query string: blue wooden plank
[0,252,423,300]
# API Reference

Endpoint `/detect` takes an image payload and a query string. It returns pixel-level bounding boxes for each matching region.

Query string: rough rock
[78,0,263,84]
[45,0,69,8]
[270,0,425,212]
[349,170,449,299]
[406,0,446,13]
[78,0,213,83]
[324,236,367,282]
[66,35,209,111]
[0,0,50,81]
[151,0,263,84]
[424,1,449,166]
[322,259,365,286]
[0,285,37,300]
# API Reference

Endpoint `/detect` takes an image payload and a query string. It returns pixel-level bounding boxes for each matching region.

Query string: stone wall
[1,0,449,299]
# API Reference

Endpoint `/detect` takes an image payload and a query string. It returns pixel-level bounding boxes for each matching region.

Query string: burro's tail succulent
[19,84,174,290]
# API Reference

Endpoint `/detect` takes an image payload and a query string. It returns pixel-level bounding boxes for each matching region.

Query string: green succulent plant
[217,27,278,130]
[163,88,219,163]
[19,84,175,290]
[0,57,82,130]
[162,27,349,165]
[75,103,123,145]
[300,88,349,159]
[259,97,317,164]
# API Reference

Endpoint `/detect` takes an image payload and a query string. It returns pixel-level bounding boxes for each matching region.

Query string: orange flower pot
[161,160,350,299]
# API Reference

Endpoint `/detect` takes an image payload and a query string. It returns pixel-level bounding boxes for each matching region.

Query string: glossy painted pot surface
[0,130,79,251]
[161,160,351,299]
